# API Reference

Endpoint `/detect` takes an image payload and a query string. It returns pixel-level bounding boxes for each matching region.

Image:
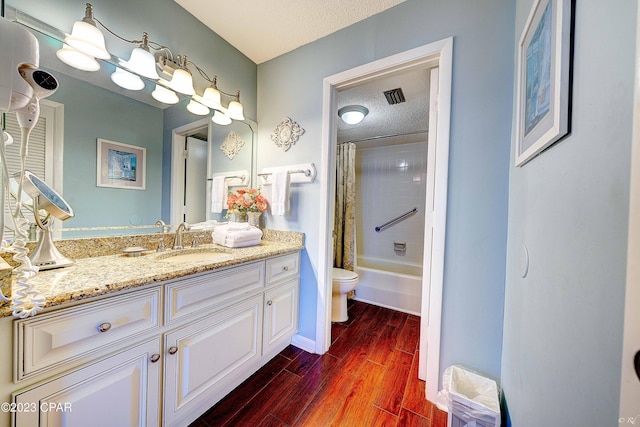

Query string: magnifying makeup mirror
[11,170,74,269]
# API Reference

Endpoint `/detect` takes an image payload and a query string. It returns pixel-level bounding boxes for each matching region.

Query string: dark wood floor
[190,300,448,427]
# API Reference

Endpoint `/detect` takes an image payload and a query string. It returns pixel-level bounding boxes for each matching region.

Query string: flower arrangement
[226,188,268,214]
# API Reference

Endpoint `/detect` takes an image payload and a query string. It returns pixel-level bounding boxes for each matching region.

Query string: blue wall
[257,0,515,383]
[501,1,637,425]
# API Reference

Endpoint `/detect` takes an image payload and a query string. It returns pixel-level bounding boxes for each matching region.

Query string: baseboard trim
[291,334,316,353]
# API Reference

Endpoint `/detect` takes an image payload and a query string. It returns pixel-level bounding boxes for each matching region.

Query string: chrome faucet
[155,219,170,233]
[173,222,191,250]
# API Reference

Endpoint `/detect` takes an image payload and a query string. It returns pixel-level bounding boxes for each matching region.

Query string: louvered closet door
[2,102,61,239]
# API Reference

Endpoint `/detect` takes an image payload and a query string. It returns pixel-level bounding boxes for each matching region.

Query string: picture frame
[514,0,573,166]
[97,139,146,190]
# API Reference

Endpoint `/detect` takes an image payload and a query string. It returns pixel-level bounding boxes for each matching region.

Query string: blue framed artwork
[97,138,146,190]
[515,0,573,166]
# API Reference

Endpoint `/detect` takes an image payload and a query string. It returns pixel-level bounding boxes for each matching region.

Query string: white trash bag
[436,365,501,427]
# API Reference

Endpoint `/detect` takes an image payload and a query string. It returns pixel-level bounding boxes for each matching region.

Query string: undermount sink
[156,248,232,264]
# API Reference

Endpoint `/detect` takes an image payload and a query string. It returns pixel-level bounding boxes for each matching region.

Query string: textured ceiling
[337,67,430,146]
[174,0,406,64]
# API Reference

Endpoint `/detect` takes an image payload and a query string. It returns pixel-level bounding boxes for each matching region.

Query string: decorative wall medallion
[220,131,245,160]
[271,117,305,151]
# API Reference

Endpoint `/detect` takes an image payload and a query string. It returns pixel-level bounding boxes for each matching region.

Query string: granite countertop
[0,230,304,318]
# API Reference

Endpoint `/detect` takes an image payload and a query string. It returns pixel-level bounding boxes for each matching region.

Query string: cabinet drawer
[165,261,264,324]
[265,253,300,287]
[16,287,161,381]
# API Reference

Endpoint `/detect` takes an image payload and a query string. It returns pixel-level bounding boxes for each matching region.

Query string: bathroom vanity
[0,232,303,427]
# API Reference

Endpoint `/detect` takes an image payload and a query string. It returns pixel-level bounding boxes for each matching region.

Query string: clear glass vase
[232,211,247,222]
[247,211,262,227]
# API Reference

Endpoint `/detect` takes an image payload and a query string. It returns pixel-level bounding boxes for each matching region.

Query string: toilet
[332,268,359,322]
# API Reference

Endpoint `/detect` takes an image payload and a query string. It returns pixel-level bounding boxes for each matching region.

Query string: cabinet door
[263,279,299,357]
[14,338,161,427]
[163,295,263,427]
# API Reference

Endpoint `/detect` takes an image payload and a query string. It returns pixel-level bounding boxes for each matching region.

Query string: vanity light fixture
[63,3,110,60]
[338,105,369,125]
[151,82,179,104]
[111,67,145,91]
[56,44,100,71]
[212,110,232,125]
[227,92,245,121]
[186,98,210,116]
[119,33,159,80]
[53,3,245,121]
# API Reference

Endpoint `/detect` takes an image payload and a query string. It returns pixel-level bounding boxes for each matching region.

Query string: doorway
[170,118,210,226]
[317,38,453,401]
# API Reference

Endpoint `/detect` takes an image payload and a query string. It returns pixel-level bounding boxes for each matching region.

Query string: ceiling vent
[383,88,406,105]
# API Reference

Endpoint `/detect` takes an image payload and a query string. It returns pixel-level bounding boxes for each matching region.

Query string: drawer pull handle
[283,266,289,271]
[267,300,273,306]
[168,346,179,355]
[97,322,112,333]
[150,354,161,363]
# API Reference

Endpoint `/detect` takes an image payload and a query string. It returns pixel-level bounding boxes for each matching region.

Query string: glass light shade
[338,105,369,125]
[65,21,110,59]
[111,67,145,91]
[201,86,222,109]
[169,68,195,95]
[226,99,244,121]
[212,110,232,125]
[121,47,159,80]
[56,45,100,71]
[186,99,210,116]
[152,84,179,104]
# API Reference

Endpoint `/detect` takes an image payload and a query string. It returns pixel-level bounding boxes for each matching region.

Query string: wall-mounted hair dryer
[0,17,39,113]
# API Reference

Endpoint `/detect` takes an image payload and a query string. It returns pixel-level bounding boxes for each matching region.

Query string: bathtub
[354,257,423,315]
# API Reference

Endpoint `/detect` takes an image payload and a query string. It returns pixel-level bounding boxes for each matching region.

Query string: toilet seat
[332,268,358,281]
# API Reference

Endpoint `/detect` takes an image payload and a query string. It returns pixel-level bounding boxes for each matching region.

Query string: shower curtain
[334,142,356,271]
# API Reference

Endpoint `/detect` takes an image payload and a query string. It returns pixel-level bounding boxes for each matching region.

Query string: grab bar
[258,169,312,178]
[206,175,246,182]
[375,207,418,232]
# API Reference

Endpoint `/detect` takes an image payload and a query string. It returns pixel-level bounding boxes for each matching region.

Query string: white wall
[501,1,637,425]
[258,0,515,383]
[356,141,427,268]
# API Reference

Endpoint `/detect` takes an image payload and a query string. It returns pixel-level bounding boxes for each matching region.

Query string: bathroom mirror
[2,6,257,240]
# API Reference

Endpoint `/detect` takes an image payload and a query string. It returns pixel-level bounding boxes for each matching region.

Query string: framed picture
[97,139,146,190]
[514,0,573,166]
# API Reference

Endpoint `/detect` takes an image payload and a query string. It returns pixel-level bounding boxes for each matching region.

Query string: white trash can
[446,366,501,427]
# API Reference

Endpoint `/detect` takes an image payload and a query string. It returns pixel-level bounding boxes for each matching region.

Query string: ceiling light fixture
[338,105,369,125]
[55,3,245,122]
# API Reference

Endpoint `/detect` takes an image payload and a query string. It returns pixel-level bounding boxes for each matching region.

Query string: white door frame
[170,118,210,226]
[317,37,453,402]
[619,3,640,418]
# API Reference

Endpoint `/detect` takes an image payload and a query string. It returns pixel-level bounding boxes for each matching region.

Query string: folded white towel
[226,222,250,231]
[212,226,263,248]
[210,176,227,213]
[223,239,262,248]
[271,170,290,216]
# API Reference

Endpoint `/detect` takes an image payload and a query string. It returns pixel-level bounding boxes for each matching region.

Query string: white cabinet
[163,295,263,427]
[10,252,300,427]
[14,338,162,427]
[263,279,299,357]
